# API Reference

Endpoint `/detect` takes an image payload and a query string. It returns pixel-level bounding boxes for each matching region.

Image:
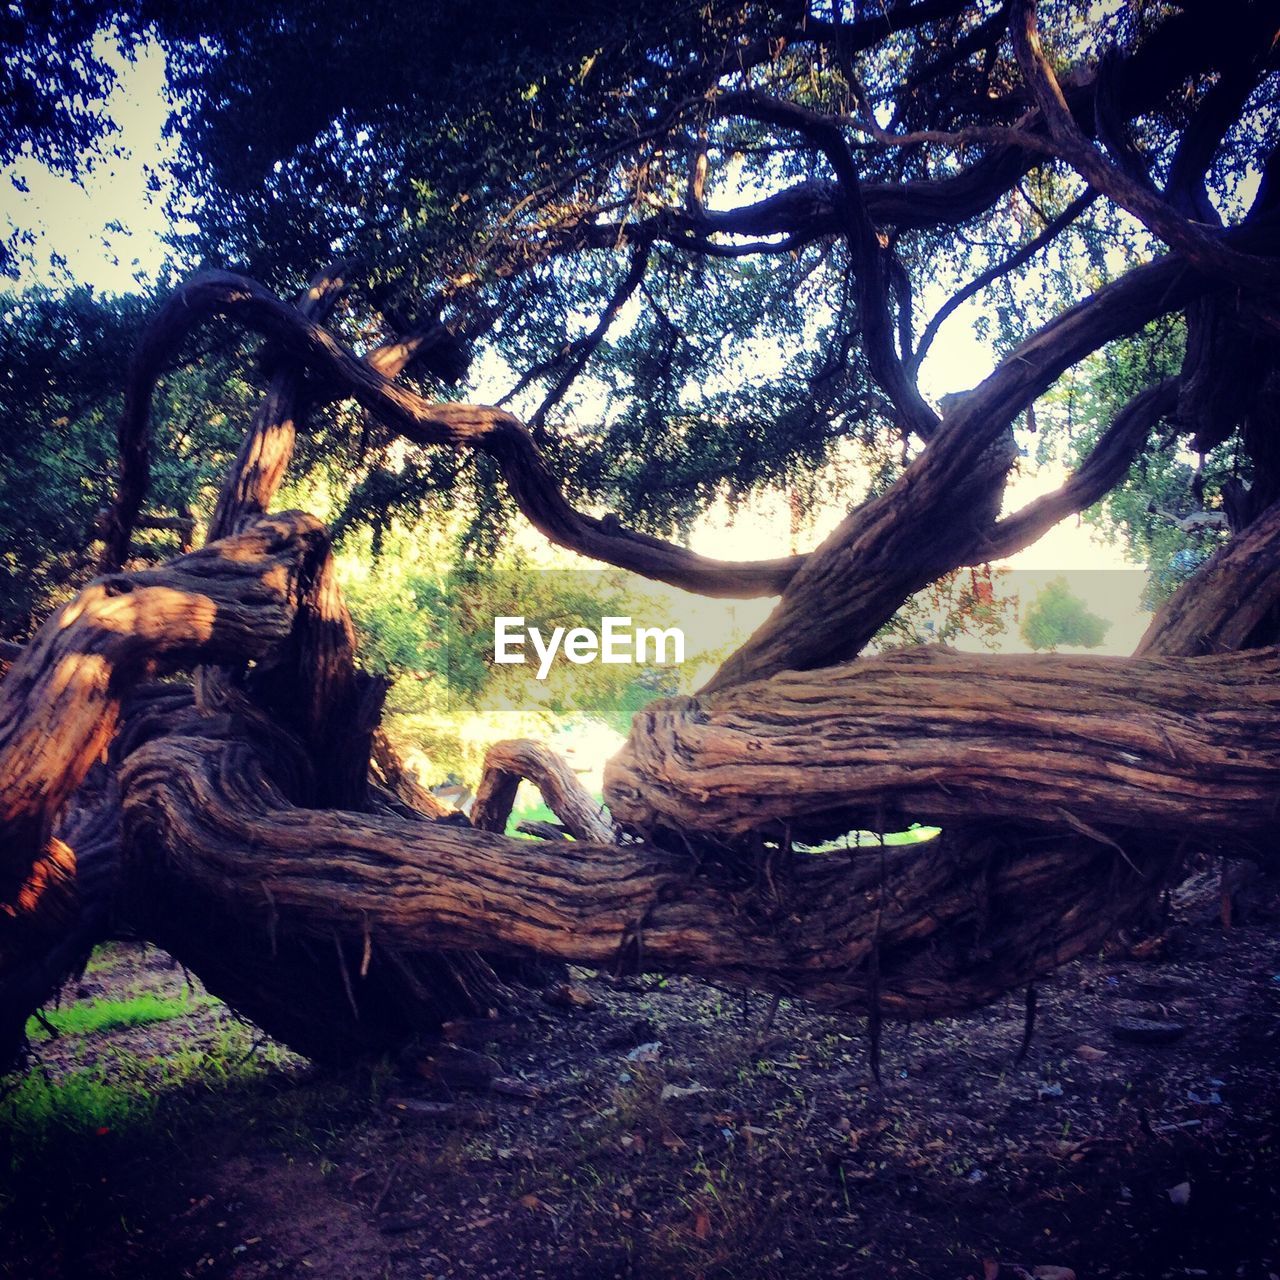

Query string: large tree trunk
[604,645,1280,844]
[118,728,1179,1020]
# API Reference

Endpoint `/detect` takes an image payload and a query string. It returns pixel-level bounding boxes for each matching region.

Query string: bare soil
[2,867,1278,1280]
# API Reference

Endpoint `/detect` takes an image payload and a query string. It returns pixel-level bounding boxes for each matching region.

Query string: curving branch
[705,245,1226,690]
[120,724,1179,1021]
[109,271,804,598]
[105,203,1277,713]
[910,188,1098,374]
[1164,56,1270,222]
[370,730,451,819]
[207,262,354,543]
[719,90,941,441]
[471,738,613,842]
[570,0,1249,265]
[980,378,1178,561]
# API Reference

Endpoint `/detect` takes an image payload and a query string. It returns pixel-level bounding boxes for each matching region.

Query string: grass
[2,1064,155,1150]
[798,823,941,853]
[2,949,328,1216]
[0,1015,346,1226]
[25,991,206,1042]
[509,794,562,833]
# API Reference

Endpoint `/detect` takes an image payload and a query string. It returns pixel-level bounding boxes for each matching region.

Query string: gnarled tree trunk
[2,241,1277,1072]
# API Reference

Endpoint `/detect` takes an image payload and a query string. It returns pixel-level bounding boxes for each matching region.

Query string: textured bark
[0,511,329,894]
[606,645,1280,845]
[0,516,333,1068]
[118,729,1178,1020]
[0,771,119,1067]
[247,548,389,810]
[472,739,613,842]
[371,730,451,819]
[1137,498,1280,656]
[7,0,1278,1079]
[208,261,353,542]
[4,508,1274,1065]
[122,835,509,1064]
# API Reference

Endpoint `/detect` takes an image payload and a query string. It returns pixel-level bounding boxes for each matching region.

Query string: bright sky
[2,39,178,294]
[1,39,1151,658]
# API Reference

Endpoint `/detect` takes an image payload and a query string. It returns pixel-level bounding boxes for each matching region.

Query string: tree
[1019,576,1111,651]
[2,0,1280,1072]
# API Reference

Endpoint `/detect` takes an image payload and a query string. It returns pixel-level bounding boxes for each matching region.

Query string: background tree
[1019,576,1111,651]
[1,0,1279,1072]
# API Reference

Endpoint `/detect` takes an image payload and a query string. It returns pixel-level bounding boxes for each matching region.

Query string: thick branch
[472,739,612,842]
[1165,58,1268,222]
[119,727,1178,1019]
[981,378,1178,560]
[1138,497,1280,657]
[210,261,354,542]
[370,730,451,819]
[607,644,1280,843]
[707,247,1222,689]
[719,90,940,440]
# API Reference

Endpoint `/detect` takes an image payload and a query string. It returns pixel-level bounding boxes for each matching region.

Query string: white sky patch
[1,36,180,293]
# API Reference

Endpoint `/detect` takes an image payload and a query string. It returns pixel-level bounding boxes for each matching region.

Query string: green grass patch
[1,1062,157,1154]
[798,824,941,854]
[508,794,566,835]
[25,991,205,1042]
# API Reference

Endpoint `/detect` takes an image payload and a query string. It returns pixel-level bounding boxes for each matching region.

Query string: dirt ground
[2,866,1278,1280]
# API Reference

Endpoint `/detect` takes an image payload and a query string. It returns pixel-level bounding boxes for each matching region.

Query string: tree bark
[472,739,613,842]
[5,507,1276,1069]
[118,728,1178,1021]
[1137,497,1280,656]
[0,511,329,895]
[605,645,1280,846]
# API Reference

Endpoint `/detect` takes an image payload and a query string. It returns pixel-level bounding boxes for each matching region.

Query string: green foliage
[878,566,1015,651]
[336,521,676,781]
[1036,323,1238,607]
[26,992,202,1042]
[0,286,251,637]
[1019,577,1111,652]
[1,1066,153,1154]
